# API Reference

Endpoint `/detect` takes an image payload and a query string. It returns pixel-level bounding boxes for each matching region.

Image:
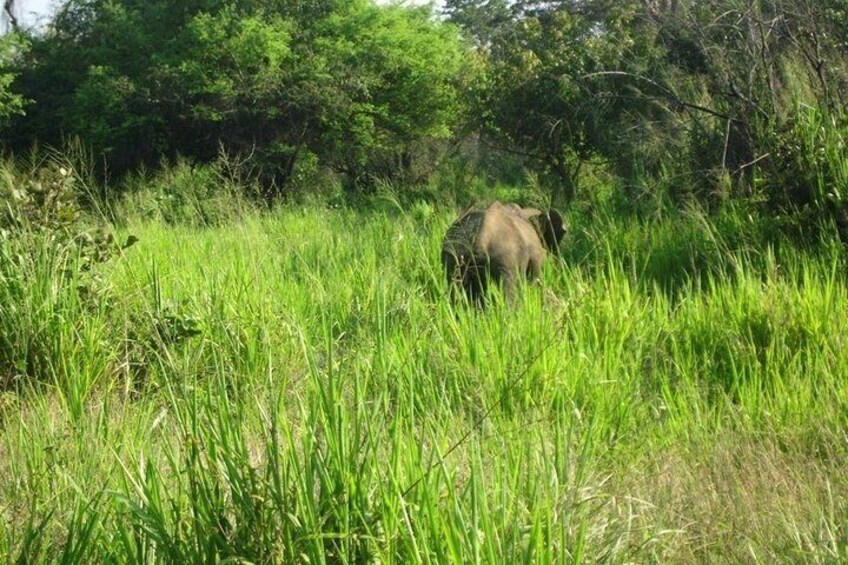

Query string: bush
[117,156,255,226]
[756,104,848,244]
[0,160,135,411]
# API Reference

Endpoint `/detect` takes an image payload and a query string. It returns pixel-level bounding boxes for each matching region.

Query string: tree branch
[580,70,742,123]
[3,0,18,32]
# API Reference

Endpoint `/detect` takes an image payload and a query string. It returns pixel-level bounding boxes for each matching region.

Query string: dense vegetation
[2,0,848,561]
[1,158,848,560]
[3,0,472,196]
[2,0,848,215]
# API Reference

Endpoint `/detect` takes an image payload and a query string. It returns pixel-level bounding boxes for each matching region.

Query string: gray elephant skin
[441,201,565,305]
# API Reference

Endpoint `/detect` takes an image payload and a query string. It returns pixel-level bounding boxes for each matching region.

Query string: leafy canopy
[6,0,470,194]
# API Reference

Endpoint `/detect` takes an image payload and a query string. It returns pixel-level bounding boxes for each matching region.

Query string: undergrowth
[0,159,847,562]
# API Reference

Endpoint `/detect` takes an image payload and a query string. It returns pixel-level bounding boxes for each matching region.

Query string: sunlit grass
[1,202,847,561]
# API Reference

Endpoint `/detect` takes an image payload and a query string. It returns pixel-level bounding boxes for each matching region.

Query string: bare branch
[580,71,741,123]
[3,0,18,32]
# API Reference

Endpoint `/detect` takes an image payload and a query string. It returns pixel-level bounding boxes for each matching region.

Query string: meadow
[1,181,848,562]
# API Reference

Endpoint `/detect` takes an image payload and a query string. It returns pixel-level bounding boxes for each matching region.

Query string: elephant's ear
[501,203,538,221]
[539,208,565,251]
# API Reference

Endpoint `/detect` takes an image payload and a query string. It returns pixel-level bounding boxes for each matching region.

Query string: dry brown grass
[613,431,848,562]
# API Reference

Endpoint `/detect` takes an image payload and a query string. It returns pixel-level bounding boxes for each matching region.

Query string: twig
[581,71,741,123]
[732,152,770,174]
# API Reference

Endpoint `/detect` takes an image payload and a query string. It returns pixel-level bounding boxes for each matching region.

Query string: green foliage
[7,0,848,234]
[118,156,256,227]
[451,0,670,201]
[0,160,137,421]
[754,103,848,245]
[313,3,468,186]
[1,199,848,560]
[443,0,510,44]
[625,0,848,213]
[468,4,596,198]
[444,0,848,222]
[9,0,470,197]
[0,32,27,123]
[7,0,848,223]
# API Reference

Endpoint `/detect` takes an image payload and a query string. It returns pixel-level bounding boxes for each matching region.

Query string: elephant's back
[442,209,485,256]
[477,204,538,252]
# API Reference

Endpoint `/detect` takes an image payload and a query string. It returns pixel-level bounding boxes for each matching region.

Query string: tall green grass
[1,200,847,562]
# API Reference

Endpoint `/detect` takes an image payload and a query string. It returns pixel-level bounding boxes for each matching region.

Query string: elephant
[441,201,565,305]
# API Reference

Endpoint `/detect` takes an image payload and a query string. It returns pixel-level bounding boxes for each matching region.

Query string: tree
[450,0,666,201]
[443,0,510,44]
[0,32,26,124]
[447,0,848,211]
[7,0,472,196]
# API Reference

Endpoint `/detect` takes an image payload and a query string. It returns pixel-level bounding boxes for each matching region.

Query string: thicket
[447,1,848,213]
[1,0,848,231]
[3,0,471,197]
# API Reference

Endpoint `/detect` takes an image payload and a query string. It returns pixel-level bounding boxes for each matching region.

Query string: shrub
[0,161,135,408]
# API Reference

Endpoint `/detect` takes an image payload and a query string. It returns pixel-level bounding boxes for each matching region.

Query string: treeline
[449,0,848,216]
[1,0,470,198]
[2,0,848,219]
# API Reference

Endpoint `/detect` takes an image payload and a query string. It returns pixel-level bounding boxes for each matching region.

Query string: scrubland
[1,187,847,562]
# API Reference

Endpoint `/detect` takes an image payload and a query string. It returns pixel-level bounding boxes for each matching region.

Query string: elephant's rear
[442,209,487,304]
[441,201,566,307]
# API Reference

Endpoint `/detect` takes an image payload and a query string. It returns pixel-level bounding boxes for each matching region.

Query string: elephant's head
[517,207,566,252]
